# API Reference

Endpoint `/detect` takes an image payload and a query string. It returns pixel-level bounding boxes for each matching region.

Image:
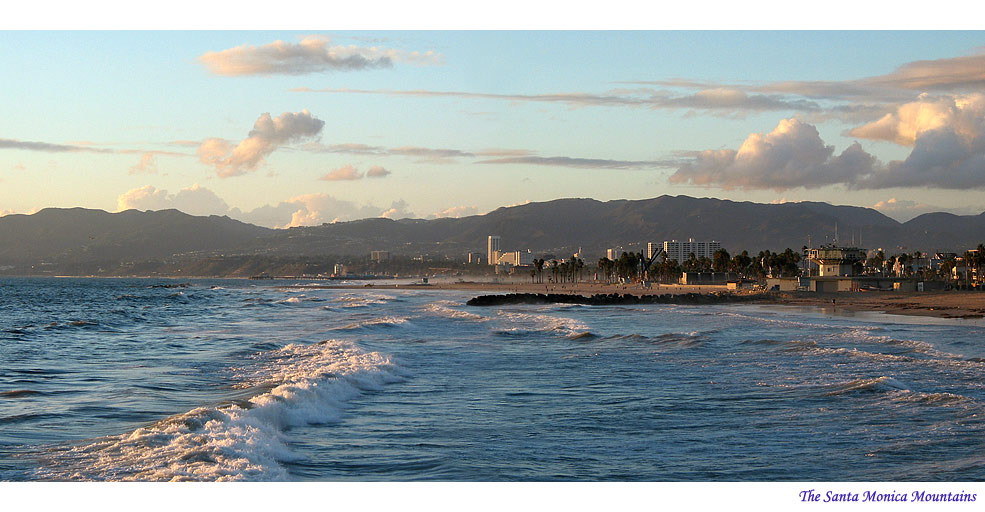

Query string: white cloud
[116,184,403,228]
[429,205,479,218]
[117,184,230,217]
[198,36,442,76]
[380,199,414,219]
[849,93,985,146]
[199,110,325,177]
[669,118,880,191]
[320,164,363,181]
[0,209,16,217]
[366,165,391,178]
[872,197,982,222]
[128,153,158,175]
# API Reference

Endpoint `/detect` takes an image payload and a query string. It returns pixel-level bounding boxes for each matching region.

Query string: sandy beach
[300,280,985,320]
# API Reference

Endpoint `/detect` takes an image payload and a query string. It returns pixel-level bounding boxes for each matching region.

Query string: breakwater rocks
[466,292,767,307]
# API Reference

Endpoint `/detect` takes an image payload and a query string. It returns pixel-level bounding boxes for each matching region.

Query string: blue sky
[3,30,985,226]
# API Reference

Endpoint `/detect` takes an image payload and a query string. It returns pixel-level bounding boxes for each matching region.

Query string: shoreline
[300,281,985,320]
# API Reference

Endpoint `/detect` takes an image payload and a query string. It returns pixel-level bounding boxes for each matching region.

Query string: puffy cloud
[116,184,230,217]
[366,165,390,178]
[116,185,171,212]
[199,110,324,177]
[844,94,985,189]
[669,118,881,191]
[430,205,479,219]
[199,36,442,76]
[116,184,403,228]
[848,93,985,146]
[128,153,158,175]
[380,199,414,219]
[320,164,363,181]
[272,193,384,228]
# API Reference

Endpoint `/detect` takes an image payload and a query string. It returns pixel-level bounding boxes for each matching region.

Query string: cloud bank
[116,184,411,228]
[672,106,985,191]
[670,119,879,191]
[199,110,324,177]
[199,36,442,76]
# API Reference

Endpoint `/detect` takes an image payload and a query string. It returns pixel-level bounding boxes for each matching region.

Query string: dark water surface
[1,278,984,481]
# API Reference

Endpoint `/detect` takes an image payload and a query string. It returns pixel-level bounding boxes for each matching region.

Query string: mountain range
[2,196,984,274]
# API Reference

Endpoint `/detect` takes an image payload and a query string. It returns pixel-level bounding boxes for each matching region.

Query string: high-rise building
[646,242,661,259]
[487,235,501,266]
[606,248,617,260]
[662,238,722,263]
[370,250,390,263]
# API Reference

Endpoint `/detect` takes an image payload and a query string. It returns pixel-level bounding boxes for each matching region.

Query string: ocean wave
[37,339,403,481]
[822,376,911,396]
[334,316,411,330]
[331,294,397,309]
[421,303,487,322]
[493,311,591,339]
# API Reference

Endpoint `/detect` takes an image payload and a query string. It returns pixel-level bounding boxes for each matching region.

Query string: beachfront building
[662,238,722,263]
[806,245,866,277]
[497,250,533,267]
[487,236,501,266]
[370,250,390,263]
[333,263,346,277]
[606,248,617,260]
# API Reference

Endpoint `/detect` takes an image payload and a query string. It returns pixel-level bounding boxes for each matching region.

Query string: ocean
[1,277,984,481]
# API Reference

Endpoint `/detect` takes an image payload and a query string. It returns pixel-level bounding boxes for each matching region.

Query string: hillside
[1,196,983,275]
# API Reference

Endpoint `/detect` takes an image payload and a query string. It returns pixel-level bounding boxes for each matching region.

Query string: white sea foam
[494,311,592,338]
[422,302,487,322]
[331,293,396,308]
[335,316,411,330]
[39,340,403,481]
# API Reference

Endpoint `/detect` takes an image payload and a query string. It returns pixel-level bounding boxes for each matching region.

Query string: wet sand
[298,280,985,320]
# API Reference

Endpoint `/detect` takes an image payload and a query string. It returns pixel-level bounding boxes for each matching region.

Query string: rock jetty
[466,292,765,307]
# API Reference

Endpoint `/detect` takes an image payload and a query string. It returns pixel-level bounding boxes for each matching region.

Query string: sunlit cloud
[128,153,158,175]
[199,36,442,76]
[320,164,363,181]
[115,184,401,228]
[429,205,479,218]
[199,110,325,177]
[380,199,414,219]
[366,165,391,178]
[673,115,985,190]
[670,118,881,191]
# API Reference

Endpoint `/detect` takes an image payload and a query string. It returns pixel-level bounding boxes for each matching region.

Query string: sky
[3,27,985,227]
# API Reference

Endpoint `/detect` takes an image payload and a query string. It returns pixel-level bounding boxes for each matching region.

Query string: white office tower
[662,238,722,263]
[487,236,501,266]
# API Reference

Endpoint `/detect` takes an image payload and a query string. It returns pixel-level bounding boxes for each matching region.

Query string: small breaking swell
[422,302,487,322]
[822,376,911,396]
[813,376,974,405]
[334,316,411,330]
[493,311,594,339]
[36,340,404,482]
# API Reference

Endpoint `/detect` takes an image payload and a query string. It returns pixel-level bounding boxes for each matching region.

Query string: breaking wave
[36,340,404,481]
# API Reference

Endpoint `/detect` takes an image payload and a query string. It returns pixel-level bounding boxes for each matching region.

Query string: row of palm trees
[522,243,985,285]
[529,257,586,283]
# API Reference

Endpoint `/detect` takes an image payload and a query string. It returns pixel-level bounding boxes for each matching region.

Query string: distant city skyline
[3,30,985,227]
